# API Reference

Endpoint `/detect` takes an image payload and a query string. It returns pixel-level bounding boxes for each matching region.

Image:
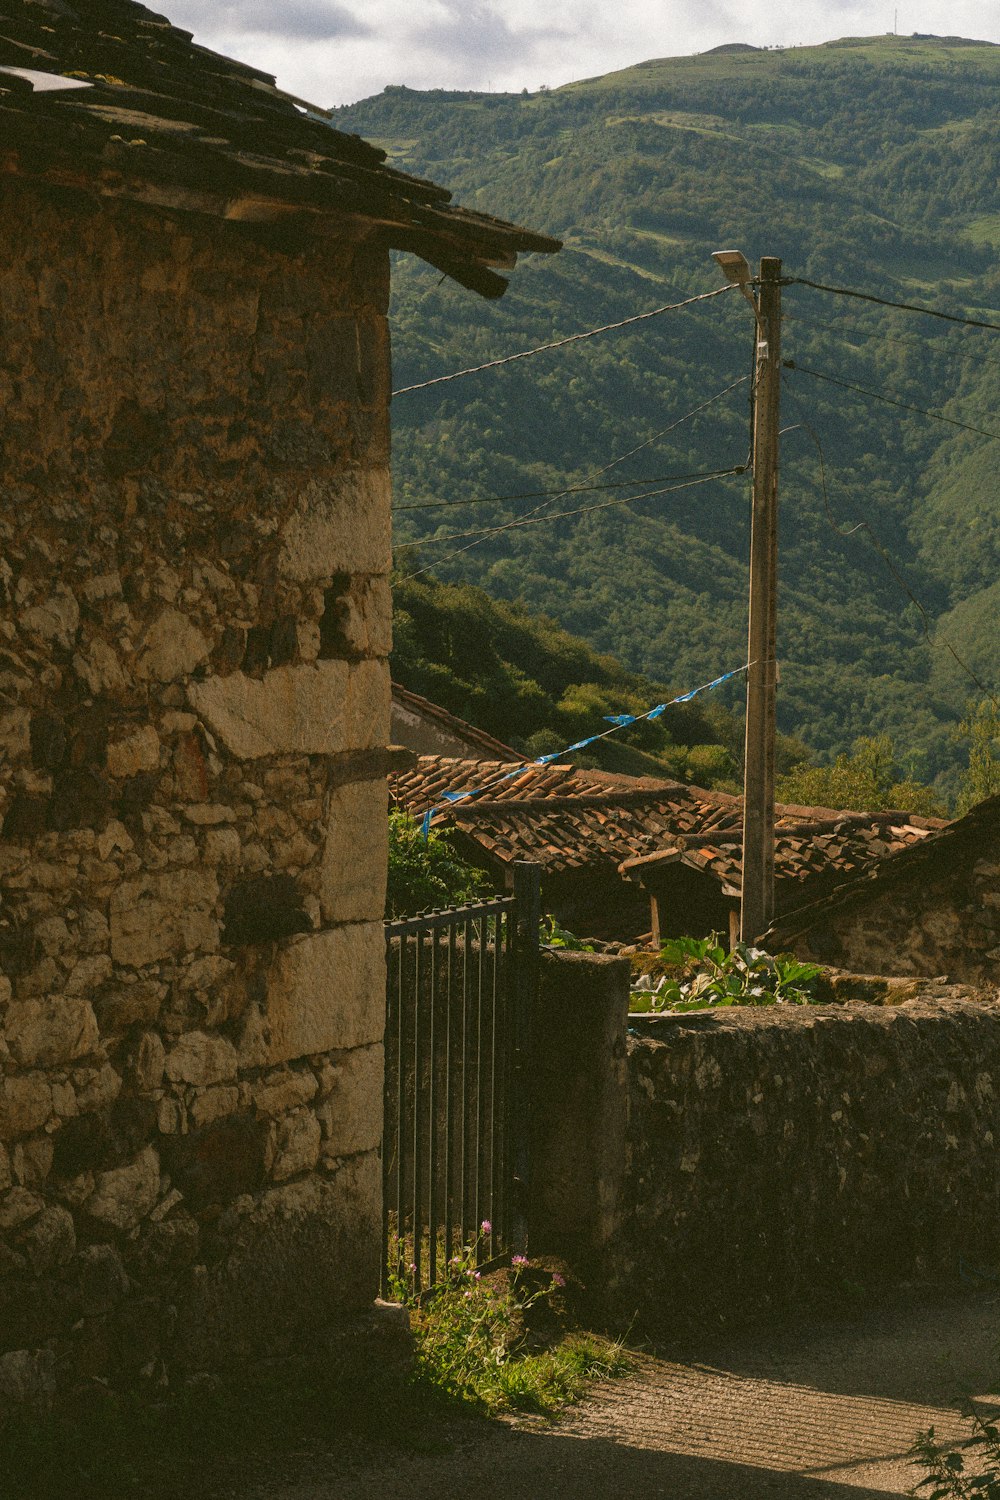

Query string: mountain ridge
[333,36,1000,798]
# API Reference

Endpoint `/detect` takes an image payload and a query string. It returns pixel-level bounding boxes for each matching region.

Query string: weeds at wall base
[393,1227,631,1417]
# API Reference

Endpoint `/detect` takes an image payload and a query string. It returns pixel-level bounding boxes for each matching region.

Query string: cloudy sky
[165,2,1000,107]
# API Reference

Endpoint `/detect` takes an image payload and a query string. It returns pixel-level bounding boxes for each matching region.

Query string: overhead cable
[784,360,1000,443]
[390,282,738,396]
[393,464,752,512]
[395,373,750,581]
[784,277,1000,333]
[394,464,748,567]
[394,372,749,512]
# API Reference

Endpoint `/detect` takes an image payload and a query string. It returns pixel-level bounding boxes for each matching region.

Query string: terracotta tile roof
[0,1,560,297]
[620,822,942,912]
[390,755,947,889]
[765,794,1000,945]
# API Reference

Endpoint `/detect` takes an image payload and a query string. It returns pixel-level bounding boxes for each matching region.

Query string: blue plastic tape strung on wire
[418,662,750,838]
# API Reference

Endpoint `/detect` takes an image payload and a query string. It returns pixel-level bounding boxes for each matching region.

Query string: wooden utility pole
[740,256,782,942]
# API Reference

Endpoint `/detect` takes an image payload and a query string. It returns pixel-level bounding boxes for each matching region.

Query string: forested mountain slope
[334,35,1000,796]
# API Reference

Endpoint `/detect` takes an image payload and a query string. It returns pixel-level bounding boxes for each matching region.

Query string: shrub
[911,1411,1000,1498]
[386,811,487,917]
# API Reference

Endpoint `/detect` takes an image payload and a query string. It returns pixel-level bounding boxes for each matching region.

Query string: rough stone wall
[783,859,1000,985]
[0,176,392,1395]
[614,1000,1000,1337]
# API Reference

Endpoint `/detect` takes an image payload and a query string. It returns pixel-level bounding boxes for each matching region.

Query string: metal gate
[382,862,540,1297]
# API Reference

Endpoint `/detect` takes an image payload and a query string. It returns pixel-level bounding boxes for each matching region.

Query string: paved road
[245,1287,1000,1499]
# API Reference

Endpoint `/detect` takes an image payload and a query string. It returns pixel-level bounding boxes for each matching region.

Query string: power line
[390,282,738,396]
[393,373,750,512]
[394,463,748,568]
[396,373,751,582]
[393,465,747,512]
[783,359,1000,443]
[783,305,1000,378]
[783,384,999,712]
[784,276,1000,333]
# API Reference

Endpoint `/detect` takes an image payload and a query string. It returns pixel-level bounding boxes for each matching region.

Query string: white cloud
[165,1,1000,107]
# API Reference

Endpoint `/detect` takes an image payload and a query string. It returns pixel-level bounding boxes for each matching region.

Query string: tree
[956,700,1000,814]
[776,735,945,817]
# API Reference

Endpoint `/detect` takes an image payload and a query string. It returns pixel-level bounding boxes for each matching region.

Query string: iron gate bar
[464,912,476,1254]
[387,898,513,937]
[382,864,540,1299]
[474,913,485,1254]
[444,921,455,1272]
[427,930,437,1288]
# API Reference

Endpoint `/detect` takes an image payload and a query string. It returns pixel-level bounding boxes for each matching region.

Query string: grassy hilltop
[334,35,1000,797]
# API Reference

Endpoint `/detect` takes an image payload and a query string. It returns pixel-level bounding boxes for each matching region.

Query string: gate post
[511,861,541,1252]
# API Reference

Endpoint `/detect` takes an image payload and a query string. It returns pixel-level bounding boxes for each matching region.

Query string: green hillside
[333,35,1000,798]
[392,573,815,786]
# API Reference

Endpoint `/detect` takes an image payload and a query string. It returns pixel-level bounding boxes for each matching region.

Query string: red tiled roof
[390,755,946,891]
[619,823,941,909]
[765,793,1000,945]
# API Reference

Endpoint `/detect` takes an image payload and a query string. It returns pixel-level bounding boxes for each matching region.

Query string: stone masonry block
[320,575,392,660]
[165,1031,239,1087]
[278,468,391,580]
[320,778,388,925]
[135,608,210,683]
[250,1068,318,1118]
[0,1074,52,1141]
[269,1109,322,1181]
[106,725,161,779]
[110,870,220,968]
[317,1044,383,1158]
[187,660,389,760]
[4,996,100,1068]
[86,1145,160,1234]
[238,924,384,1068]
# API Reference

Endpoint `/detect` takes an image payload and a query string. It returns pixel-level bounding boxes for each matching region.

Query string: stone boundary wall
[0,179,392,1403]
[613,999,1000,1335]
[527,955,1000,1335]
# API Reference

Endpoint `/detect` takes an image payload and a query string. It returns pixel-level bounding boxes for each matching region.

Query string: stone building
[391,683,518,762]
[0,0,557,1397]
[766,795,1000,984]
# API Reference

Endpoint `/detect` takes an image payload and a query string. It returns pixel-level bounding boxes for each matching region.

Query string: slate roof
[764,794,1000,946]
[0,0,560,296]
[390,755,946,893]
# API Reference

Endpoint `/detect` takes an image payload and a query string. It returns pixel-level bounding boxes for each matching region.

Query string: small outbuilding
[765,795,1000,985]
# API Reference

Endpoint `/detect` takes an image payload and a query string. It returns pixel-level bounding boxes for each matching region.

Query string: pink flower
[511,1254,529,1268]
[552,1273,566,1288]
[480,1220,492,1235]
